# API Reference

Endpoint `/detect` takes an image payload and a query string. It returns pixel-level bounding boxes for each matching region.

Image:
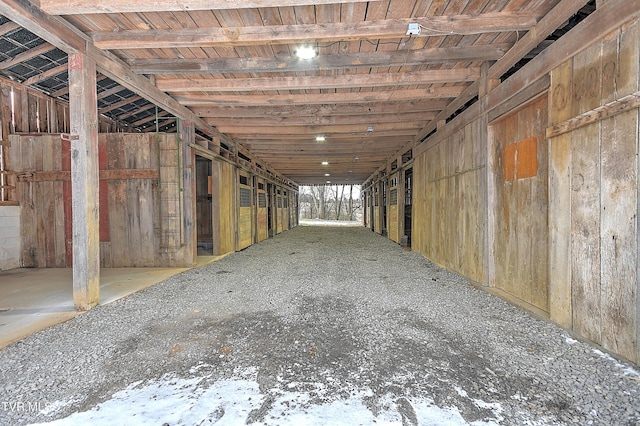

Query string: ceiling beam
[191,101,448,118]
[39,0,371,15]
[127,44,510,74]
[90,13,537,49]
[204,112,437,127]
[175,86,466,106]
[0,0,226,140]
[218,122,424,135]
[22,63,67,86]
[157,68,480,92]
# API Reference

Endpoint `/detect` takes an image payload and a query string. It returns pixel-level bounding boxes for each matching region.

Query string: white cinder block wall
[0,206,20,270]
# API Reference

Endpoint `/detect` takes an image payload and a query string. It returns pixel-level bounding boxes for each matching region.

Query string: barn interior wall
[11,133,194,268]
[411,18,640,364]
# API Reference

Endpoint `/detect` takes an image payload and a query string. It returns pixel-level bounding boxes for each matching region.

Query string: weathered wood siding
[548,19,639,363]
[413,119,486,284]
[11,133,194,268]
[236,171,253,251]
[211,159,236,256]
[489,95,549,312]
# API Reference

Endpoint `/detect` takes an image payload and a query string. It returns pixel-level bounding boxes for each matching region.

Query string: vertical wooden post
[179,120,196,264]
[68,53,99,311]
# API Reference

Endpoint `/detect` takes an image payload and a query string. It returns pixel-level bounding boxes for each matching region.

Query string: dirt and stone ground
[1,226,639,425]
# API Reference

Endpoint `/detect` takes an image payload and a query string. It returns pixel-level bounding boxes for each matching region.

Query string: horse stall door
[403,168,413,247]
[388,173,399,243]
[282,189,289,231]
[195,156,213,255]
[236,171,253,250]
[276,188,283,234]
[267,183,274,237]
[257,179,268,241]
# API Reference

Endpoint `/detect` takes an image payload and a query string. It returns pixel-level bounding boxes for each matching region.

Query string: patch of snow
[33,370,506,426]
[593,349,640,378]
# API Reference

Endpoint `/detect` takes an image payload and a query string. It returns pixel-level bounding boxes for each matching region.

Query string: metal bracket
[60,133,79,142]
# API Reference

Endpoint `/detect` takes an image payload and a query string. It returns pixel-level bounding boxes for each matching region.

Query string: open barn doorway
[195,155,213,255]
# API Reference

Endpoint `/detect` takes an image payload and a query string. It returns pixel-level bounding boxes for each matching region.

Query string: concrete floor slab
[0,266,194,349]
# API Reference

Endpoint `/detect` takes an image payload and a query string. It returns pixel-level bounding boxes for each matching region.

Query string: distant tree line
[298,185,362,221]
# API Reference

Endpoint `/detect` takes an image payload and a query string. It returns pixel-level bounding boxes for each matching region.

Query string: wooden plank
[129,44,510,74]
[600,109,637,361]
[546,92,640,138]
[175,87,466,107]
[90,13,537,49]
[69,53,99,310]
[17,169,159,181]
[571,39,604,340]
[43,135,56,267]
[40,0,370,14]
[548,58,574,329]
[156,69,480,92]
[0,42,55,70]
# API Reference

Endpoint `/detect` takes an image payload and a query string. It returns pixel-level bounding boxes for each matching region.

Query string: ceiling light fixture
[295,45,318,60]
[315,136,326,142]
[321,161,329,165]
[325,173,330,176]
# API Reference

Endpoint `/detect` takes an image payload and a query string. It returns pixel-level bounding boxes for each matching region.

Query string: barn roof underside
[0,0,595,185]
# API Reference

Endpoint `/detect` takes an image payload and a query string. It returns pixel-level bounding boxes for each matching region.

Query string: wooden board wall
[548,19,639,364]
[488,95,549,312]
[12,133,195,268]
[413,119,486,284]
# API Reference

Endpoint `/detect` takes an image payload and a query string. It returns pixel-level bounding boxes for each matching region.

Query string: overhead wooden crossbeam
[191,101,449,118]
[0,0,227,141]
[156,69,479,92]
[90,13,537,49]
[128,44,510,75]
[39,0,371,15]
[175,87,467,107]
[22,63,67,86]
[204,112,437,127]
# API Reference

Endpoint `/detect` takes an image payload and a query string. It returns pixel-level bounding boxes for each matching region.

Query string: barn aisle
[0,226,638,425]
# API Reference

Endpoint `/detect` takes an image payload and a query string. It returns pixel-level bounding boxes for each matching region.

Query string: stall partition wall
[11,133,193,268]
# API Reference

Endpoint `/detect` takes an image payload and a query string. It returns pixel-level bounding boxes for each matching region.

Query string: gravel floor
[1,226,639,425]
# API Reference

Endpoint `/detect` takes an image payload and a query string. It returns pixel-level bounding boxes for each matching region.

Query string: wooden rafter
[90,13,537,49]
[39,0,371,15]
[205,111,437,127]
[0,42,55,70]
[175,87,467,107]
[127,44,510,75]
[156,69,479,92]
[0,0,227,140]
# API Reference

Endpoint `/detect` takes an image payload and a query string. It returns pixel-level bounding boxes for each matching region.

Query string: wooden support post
[68,53,99,311]
[179,120,196,264]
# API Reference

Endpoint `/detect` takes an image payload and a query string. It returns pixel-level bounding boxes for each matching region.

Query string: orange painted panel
[504,136,538,181]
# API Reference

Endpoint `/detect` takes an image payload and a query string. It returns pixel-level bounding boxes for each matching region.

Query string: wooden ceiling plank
[156,68,479,92]
[98,95,143,114]
[39,0,371,15]
[175,86,466,106]
[90,13,537,49]
[218,121,424,134]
